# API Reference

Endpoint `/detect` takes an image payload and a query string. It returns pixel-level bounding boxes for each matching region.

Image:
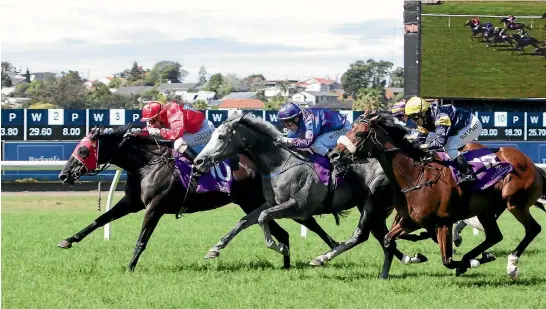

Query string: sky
[1,0,404,82]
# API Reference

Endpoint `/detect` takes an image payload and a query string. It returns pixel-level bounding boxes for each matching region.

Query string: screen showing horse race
[419,1,546,99]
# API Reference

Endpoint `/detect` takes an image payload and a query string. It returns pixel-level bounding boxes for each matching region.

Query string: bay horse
[193,113,427,278]
[500,18,531,30]
[464,20,486,40]
[57,124,346,271]
[330,111,546,279]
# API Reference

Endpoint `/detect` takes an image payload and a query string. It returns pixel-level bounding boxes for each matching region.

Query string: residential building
[30,72,56,81]
[182,91,216,103]
[222,92,257,100]
[157,82,198,96]
[218,99,265,110]
[385,87,404,100]
[291,91,339,106]
[296,77,341,92]
[116,86,154,95]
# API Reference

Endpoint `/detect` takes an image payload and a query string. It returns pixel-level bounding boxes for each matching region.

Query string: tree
[12,82,31,97]
[197,66,208,86]
[352,87,387,111]
[128,61,144,82]
[264,95,285,110]
[1,61,14,72]
[193,99,209,110]
[85,82,112,106]
[42,71,87,108]
[25,68,31,83]
[243,74,266,91]
[341,59,393,97]
[205,73,224,96]
[1,73,12,87]
[389,66,404,88]
[149,61,186,84]
[108,77,124,89]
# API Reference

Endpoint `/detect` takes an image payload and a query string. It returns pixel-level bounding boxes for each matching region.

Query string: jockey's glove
[147,128,161,136]
[419,143,430,150]
[274,136,289,144]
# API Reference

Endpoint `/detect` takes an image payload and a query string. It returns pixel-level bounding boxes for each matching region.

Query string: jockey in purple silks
[275,102,351,157]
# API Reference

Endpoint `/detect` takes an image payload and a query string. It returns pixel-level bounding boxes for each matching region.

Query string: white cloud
[1,0,404,81]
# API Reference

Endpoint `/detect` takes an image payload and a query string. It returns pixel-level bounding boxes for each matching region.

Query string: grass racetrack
[2,194,546,309]
[421,1,546,99]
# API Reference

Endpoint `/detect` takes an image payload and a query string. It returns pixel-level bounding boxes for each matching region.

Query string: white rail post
[300,225,308,238]
[104,169,122,240]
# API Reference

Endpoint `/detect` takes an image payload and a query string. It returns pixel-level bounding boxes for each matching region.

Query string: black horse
[464,20,486,40]
[57,124,342,271]
[500,18,531,30]
[511,34,542,55]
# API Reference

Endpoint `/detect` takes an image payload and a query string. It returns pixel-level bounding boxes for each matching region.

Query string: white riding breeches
[311,121,352,156]
[444,114,482,159]
[174,119,216,154]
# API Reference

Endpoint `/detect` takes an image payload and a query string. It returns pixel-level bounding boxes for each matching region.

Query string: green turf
[2,194,546,309]
[420,1,546,99]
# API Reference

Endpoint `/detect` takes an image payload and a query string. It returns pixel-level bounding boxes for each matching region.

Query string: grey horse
[193,113,427,278]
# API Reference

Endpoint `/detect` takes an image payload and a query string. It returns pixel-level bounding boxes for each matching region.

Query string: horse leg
[128,205,164,271]
[505,205,542,280]
[294,218,339,248]
[238,200,292,268]
[58,195,140,249]
[370,220,429,279]
[205,202,273,259]
[257,199,300,258]
[309,199,374,267]
[454,211,503,276]
[453,220,468,247]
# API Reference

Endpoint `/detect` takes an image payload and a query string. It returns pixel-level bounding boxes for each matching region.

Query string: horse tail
[332,210,351,226]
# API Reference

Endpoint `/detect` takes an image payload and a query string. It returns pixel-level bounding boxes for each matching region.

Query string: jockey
[404,97,483,184]
[471,17,480,25]
[507,15,517,23]
[275,102,351,157]
[392,101,433,143]
[138,101,215,158]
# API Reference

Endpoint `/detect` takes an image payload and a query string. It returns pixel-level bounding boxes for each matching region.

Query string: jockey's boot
[455,155,477,185]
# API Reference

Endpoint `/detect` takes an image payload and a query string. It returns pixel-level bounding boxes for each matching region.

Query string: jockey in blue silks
[275,102,351,157]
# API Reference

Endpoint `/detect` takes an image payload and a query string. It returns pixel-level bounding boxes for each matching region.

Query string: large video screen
[419,1,546,99]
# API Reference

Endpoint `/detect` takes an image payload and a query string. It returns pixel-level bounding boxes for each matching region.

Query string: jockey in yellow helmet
[404,96,483,184]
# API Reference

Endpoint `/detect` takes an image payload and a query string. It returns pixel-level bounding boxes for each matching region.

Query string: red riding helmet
[140,101,163,122]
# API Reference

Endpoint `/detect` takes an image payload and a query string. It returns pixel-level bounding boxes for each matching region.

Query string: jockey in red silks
[138,101,215,158]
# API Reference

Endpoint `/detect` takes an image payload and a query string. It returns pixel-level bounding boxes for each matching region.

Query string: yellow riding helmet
[405,96,431,116]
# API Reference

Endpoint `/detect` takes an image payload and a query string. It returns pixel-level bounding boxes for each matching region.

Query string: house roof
[222,92,257,99]
[156,83,198,91]
[296,77,338,87]
[218,99,265,109]
[303,91,339,97]
[312,100,353,110]
[116,86,154,95]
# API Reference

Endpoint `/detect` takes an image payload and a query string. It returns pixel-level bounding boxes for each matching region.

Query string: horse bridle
[347,116,443,193]
[206,114,311,176]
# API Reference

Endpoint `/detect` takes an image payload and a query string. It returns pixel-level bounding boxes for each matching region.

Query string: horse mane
[226,112,283,139]
[98,123,165,147]
[363,111,426,160]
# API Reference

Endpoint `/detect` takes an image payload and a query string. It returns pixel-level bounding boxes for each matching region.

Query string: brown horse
[330,111,546,279]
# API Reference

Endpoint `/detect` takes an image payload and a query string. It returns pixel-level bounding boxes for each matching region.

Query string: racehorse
[500,18,531,30]
[330,111,546,279]
[485,31,514,49]
[464,20,486,40]
[193,113,428,278]
[511,34,542,55]
[57,124,346,271]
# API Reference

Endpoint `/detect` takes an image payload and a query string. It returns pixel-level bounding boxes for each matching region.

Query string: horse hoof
[455,267,467,276]
[508,267,519,280]
[204,250,220,259]
[378,274,389,280]
[283,255,291,269]
[482,252,496,263]
[309,257,326,267]
[57,240,73,249]
[413,253,428,263]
